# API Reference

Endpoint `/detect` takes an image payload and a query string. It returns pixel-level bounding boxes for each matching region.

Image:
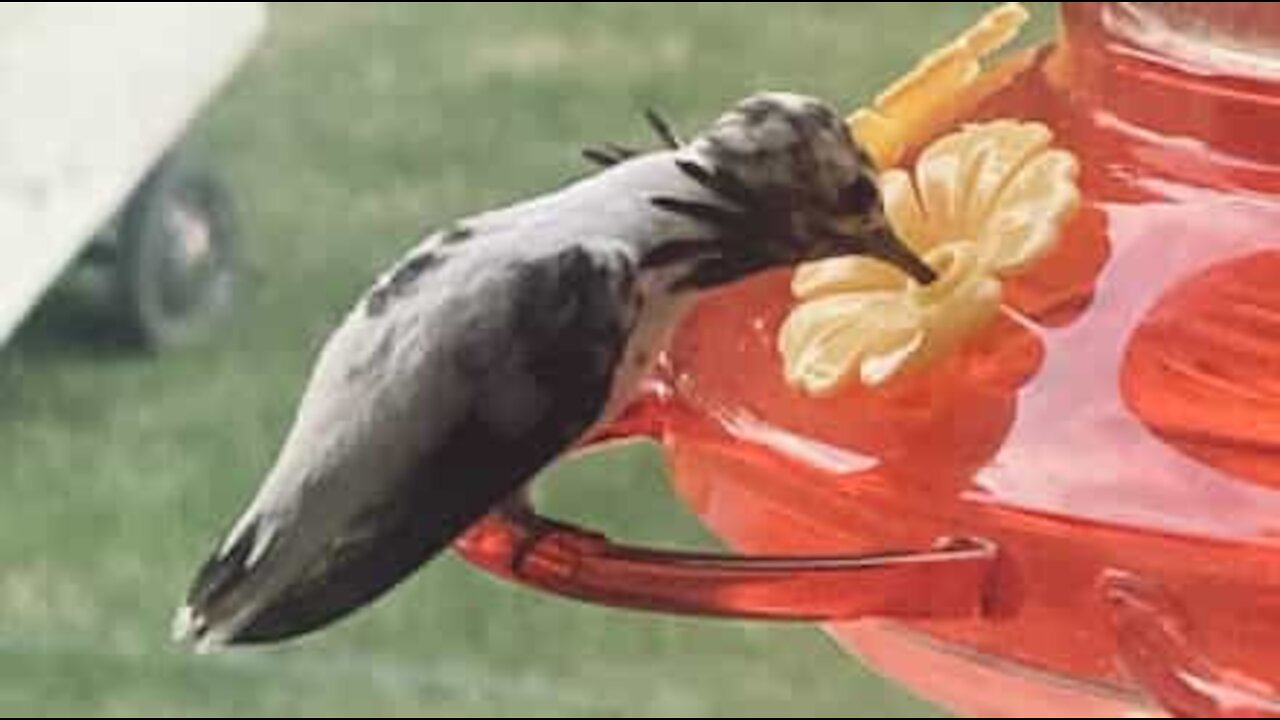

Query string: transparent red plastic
[459,5,1280,716]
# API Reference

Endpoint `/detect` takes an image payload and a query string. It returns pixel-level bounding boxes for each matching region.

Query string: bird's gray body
[177,92,934,648]
[255,150,713,541]
[181,153,713,645]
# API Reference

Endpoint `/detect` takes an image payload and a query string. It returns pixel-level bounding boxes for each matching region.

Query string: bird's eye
[838,174,880,215]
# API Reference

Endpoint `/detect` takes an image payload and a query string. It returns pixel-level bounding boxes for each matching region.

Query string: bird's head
[655,92,935,289]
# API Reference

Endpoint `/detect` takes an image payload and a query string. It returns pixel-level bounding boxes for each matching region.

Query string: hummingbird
[174,91,936,650]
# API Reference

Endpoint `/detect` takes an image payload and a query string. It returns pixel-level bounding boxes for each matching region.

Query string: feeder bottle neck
[1057,2,1280,167]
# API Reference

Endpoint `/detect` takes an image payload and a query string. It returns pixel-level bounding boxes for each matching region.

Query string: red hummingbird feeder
[458,3,1280,717]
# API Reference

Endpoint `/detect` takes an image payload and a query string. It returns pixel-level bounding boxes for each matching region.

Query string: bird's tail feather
[174,497,462,649]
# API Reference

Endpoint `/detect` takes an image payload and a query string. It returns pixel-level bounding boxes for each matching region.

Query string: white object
[0,2,265,345]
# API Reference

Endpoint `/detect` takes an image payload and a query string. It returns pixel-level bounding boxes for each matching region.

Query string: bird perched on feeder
[174,92,936,650]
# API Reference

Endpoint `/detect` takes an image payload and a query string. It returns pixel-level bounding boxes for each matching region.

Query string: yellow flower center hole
[912,243,980,305]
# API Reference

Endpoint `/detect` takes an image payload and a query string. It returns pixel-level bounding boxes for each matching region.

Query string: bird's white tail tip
[171,605,226,655]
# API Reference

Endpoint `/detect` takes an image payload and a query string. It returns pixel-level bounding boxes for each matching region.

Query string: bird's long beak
[866,226,937,285]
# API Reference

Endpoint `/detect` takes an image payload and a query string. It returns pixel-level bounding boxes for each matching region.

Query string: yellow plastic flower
[779,121,1080,397]
[850,2,1033,169]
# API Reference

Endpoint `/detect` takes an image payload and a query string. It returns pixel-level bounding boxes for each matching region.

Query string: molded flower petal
[792,255,909,300]
[980,148,1080,273]
[900,121,1077,274]
[848,2,1032,168]
[779,293,926,396]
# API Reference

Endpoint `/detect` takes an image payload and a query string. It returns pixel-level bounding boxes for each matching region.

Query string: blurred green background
[1,3,1053,716]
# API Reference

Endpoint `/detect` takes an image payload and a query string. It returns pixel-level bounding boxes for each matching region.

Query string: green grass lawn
[0,3,1053,716]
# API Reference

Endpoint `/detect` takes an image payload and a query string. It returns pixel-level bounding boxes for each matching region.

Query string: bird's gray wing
[185,240,638,645]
